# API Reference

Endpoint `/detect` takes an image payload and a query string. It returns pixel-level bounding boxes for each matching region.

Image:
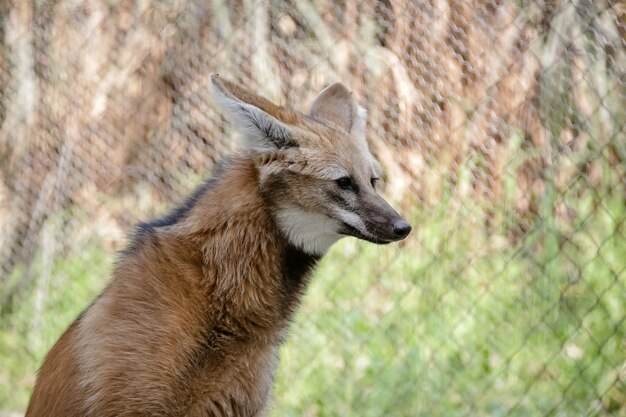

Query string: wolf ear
[308,83,367,139]
[210,74,297,152]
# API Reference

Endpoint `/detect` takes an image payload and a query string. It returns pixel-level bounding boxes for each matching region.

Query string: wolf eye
[335,176,355,191]
[371,177,379,188]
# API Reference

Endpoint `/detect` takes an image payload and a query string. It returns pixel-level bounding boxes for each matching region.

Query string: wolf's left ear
[308,83,366,139]
[210,74,297,152]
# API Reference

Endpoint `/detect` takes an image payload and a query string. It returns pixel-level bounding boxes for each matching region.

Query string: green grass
[270,193,626,417]
[0,239,111,411]
[1,194,625,416]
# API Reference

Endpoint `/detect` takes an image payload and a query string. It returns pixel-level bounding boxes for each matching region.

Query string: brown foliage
[1,0,624,302]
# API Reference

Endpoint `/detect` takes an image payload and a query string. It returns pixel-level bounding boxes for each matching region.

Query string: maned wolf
[26,75,411,417]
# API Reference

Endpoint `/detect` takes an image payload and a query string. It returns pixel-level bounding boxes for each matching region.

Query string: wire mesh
[0,0,625,416]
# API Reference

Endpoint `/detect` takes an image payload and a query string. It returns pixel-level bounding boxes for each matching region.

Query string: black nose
[392,219,412,238]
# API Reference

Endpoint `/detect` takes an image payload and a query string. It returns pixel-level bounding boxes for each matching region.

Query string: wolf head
[210,74,411,255]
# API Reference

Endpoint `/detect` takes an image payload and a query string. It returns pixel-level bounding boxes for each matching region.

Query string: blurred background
[1,0,625,415]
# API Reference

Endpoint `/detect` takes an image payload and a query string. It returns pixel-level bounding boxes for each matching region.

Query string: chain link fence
[1,0,625,415]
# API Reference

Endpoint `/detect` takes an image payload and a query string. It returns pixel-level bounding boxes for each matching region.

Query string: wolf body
[25,75,411,417]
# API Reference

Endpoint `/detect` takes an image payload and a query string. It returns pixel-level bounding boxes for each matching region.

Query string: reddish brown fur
[26,76,409,416]
[27,159,318,416]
